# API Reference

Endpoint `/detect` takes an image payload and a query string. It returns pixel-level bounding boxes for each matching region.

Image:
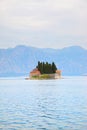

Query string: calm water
[0,76,87,130]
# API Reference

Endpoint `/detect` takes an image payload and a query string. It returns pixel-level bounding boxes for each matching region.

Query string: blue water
[0,76,87,130]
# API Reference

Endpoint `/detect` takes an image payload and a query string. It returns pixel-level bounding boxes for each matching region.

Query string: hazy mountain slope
[0,45,87,76]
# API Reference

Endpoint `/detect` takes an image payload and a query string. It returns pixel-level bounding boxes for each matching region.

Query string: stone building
[30,68,41,78]
[29,68,61,79]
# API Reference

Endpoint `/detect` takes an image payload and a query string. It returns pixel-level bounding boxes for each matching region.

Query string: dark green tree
[36,61,57,74]
[52,62,57,73]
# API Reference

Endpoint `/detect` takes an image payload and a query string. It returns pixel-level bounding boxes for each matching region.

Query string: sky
[0,0,87,49]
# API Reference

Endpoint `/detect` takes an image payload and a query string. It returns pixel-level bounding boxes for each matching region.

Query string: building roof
[56,70,61,76]
[30,68,41,75]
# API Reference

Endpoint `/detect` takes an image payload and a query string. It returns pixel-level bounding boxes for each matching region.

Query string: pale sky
[0,0,87,49]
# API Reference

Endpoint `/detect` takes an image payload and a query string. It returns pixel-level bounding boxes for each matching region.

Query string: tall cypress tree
[43,62,45,74]
[40,62,43,74]
[52,62,57,73]
[36,61,57,74]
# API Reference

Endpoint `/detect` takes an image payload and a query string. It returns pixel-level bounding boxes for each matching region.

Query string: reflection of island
[28,61,61,79]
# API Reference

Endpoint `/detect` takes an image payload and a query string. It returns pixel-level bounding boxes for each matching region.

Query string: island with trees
[27,61,61,80]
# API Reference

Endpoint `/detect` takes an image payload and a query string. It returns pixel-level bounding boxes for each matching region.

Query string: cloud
[0,0,87,48]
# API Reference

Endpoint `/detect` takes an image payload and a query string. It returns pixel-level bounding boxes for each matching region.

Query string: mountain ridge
[0,45,87,77]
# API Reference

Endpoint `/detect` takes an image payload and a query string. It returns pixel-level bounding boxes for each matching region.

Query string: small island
[26,61,61,80]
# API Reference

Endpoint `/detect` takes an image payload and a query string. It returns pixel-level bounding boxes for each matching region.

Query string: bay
[0,76,87,130]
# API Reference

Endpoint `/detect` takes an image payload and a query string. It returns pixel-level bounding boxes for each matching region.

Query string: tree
[43,62,45,74]
[36,61,57,74]
[52,62,57,73]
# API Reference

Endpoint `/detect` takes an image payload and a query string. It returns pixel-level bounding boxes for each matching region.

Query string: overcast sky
[0,0,87,49]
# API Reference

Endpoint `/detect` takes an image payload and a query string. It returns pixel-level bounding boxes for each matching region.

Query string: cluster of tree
[36,61,57,74]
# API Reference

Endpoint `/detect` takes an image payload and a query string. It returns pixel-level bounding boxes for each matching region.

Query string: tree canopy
[36,61,57,74]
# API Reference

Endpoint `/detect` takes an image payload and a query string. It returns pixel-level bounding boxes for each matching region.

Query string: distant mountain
[0,45,87,76]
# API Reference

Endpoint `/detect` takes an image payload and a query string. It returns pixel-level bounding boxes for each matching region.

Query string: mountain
[0,45,87,76]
